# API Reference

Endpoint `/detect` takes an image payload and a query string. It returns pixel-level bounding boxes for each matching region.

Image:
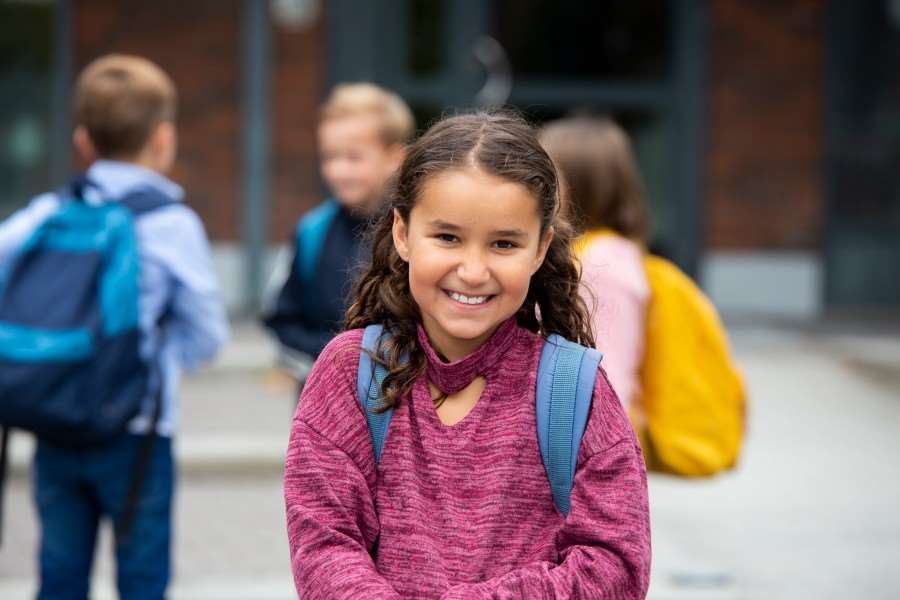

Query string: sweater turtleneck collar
[416,316,519,395]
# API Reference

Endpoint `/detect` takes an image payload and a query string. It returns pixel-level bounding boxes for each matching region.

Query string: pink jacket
[579,234,650,409]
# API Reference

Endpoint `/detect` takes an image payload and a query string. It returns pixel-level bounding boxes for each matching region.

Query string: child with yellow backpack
[540,117,745,477]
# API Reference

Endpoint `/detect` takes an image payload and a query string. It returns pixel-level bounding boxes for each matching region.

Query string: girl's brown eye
[494,240,516,249]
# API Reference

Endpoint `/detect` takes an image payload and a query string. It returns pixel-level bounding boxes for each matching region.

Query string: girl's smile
[444,290,493,306]
[392,166,552,361]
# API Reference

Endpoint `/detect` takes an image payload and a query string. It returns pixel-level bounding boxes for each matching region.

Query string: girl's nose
[457,249,491,286]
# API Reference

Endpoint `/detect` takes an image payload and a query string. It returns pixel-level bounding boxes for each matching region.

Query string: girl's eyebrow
[428,219,461,231]
[493,229,528,239]
[428,220,528,238]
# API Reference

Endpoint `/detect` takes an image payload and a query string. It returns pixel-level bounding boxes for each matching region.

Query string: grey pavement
[647,324,900,600]
[1,320,899,599]
[1,322,296,599]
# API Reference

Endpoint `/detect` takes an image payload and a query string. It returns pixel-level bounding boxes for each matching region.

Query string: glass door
[825,0,900,307]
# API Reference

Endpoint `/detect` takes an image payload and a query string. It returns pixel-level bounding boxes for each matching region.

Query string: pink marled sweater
[284,318,651,599]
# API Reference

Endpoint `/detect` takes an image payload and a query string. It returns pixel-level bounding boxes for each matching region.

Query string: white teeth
[448,291,489,305]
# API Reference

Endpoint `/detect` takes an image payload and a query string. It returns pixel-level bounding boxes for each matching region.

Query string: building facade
[1,0,897,317]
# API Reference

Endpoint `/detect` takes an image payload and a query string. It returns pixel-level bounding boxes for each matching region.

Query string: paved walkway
[1,320,898,599]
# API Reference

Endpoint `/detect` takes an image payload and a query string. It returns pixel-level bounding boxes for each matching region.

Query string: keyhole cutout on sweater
[431,376,486,426]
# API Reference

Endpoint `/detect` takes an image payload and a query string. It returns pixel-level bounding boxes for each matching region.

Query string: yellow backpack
[578,231,746,477]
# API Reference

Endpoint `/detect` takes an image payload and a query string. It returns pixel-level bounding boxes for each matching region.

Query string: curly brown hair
[345,110,593,410]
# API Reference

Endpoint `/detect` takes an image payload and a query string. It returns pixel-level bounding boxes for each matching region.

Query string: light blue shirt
[0,160,229,436]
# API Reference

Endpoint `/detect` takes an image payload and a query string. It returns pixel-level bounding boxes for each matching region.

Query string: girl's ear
[392,209,410,262]
[532,226,554,274]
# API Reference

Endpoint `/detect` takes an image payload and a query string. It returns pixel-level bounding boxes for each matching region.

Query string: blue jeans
[33,433,174,600]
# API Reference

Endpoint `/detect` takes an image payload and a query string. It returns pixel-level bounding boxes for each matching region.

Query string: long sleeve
[138,206,229,371]
[0,194,59,271]
[285,421,402,599]
[441,372,651,600]
[284,330,402,599]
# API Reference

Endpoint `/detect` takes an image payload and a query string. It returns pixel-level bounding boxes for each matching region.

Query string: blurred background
[1,1,899,599]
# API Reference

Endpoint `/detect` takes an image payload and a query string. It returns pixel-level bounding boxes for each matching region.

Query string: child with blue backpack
[263,83,413,388]
[284,112,650,599]
[0,54,228,599]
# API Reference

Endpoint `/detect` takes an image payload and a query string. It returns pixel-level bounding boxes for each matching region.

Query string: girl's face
[392,167,552,361]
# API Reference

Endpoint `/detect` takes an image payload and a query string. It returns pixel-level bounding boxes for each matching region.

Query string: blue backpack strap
[62,174,99,201]
[296,199,340,285]
[60,176,176,216]
[118,185,177,216]
[357,324,395,464]
[536,334,603,517]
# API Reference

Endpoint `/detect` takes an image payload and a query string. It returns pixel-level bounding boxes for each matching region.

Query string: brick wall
[272,16,325,244]
[74,0,324,242]
[72,1,827,251]
[707,0,824,250]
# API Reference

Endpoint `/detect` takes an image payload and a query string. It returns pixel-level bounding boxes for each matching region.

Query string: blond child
[264,83,414,385]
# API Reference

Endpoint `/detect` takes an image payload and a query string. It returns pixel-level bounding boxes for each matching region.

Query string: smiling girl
[284,112,651,599]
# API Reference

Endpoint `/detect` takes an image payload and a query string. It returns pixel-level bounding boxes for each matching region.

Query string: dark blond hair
[74,54,176,159]
[320,83,414,146]
[539,117,649,242]
[346,111,593,410]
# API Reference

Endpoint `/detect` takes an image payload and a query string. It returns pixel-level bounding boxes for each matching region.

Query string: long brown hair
[539,117,649,242]
[346,111,593,410]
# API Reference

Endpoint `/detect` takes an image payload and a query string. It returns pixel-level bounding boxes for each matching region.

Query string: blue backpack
[295,199,339,285]
[356,324,602,517]
[0,178,174,447]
